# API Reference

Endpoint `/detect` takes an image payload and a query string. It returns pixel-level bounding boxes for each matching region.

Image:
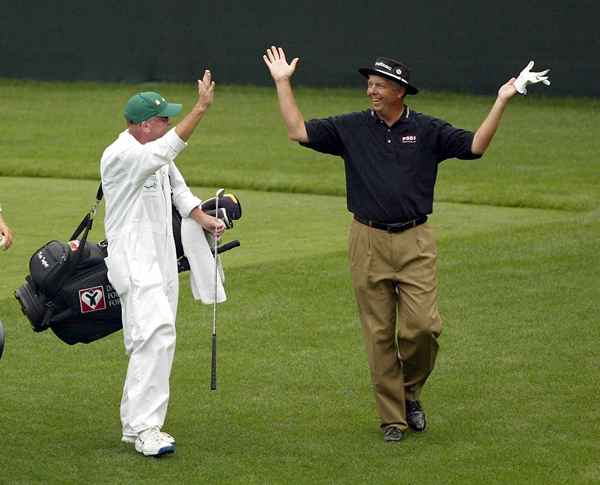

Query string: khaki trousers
[349,219,442,429]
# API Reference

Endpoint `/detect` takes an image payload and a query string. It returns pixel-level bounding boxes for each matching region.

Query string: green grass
[1,79,599,210]
[0,81,599,484]
[1,177,598,484]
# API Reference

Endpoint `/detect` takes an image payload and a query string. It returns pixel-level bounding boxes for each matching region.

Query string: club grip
[216,239,240,254]
[210,333,217,391]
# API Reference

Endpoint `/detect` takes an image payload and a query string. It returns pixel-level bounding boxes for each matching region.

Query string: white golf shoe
[134,427,175,457]
[122,430,175,445]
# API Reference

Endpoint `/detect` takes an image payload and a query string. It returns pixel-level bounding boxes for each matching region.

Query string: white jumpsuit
[101,128,201,437]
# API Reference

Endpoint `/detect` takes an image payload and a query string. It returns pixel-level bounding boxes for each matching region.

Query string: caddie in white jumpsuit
[100,71,225,457]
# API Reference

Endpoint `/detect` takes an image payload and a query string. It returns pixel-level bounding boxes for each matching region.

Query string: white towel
[181,217,226,304]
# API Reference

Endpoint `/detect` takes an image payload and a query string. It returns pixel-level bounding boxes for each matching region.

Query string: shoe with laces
[134,427,175,456]
[406,400,427,432]
[383,425,405,443]
[122,431,175,445]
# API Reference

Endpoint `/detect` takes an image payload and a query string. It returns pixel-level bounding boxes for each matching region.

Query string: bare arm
[175,69,215,142]
[263,46,308,142]
[471,78,518,155]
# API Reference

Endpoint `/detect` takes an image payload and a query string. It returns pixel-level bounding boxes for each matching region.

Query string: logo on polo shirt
[402,135,417,144]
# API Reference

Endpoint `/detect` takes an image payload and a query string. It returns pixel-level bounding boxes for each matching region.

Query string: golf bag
[15,186,242,345]
[16,239,121,344]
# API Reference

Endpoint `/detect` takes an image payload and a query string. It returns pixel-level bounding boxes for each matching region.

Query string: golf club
[211,188,225,390]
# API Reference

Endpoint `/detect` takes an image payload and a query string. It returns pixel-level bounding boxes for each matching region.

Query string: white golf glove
[514,61,551,95]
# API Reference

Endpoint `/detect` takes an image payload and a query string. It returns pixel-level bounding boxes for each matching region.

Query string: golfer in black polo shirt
[263,46,550,443]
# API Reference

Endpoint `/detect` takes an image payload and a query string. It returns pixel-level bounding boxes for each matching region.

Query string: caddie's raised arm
[263,46,308,142]
[471,60,550,155]
[175,69,215,142]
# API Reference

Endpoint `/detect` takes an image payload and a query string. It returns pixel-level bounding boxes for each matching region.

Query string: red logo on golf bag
[79,286,107,313]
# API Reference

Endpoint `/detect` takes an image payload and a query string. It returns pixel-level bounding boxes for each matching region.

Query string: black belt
[354,214,427,233]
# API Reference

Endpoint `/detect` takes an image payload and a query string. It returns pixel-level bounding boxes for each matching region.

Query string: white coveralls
[101,128,201,437]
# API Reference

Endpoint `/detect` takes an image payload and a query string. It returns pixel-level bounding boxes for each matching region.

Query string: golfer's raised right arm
[274,79,308,142]
[263,46,308,143]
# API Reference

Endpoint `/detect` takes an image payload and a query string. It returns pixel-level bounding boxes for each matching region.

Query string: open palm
[263,46,299,81]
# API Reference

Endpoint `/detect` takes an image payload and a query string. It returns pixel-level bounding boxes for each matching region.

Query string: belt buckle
[387,221,405,233]
[387,219,416,233]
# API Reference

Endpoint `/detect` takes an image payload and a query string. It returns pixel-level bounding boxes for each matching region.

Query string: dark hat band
[358,64,419,95]
[371,67,410,86]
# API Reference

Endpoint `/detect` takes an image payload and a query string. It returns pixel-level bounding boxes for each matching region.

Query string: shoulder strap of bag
[69,183,103,261]
[39,184,104,330]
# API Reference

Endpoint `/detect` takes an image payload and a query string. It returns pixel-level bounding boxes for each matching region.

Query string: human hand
[514,61,551,95]
[196,69,215,111]
[263,46,299,82]
[199,212,226,239]
[0,222,14,250]
[497,77,518,101]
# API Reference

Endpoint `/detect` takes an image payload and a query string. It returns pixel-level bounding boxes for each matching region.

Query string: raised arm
[471,61,550,155]
[175,69,215,142]
[263,46,308,143]
[471,79,517,155]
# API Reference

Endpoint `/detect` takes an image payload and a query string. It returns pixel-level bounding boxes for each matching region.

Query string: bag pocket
[29,241,73,298]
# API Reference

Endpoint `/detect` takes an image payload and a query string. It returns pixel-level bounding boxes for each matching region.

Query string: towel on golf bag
[181,217,226,304]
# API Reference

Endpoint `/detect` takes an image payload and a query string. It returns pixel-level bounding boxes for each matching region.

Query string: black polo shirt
[301,108,481,223]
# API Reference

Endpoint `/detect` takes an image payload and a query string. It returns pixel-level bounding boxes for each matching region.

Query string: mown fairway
[0,81,598,484]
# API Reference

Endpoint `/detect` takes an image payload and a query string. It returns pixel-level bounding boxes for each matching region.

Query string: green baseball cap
[124,91,182,123]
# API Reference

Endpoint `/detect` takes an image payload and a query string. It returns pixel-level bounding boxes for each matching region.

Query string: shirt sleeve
[433,120,482,161]
[120,128,188,187]
[169,163,202,217]
[300,117,344,156]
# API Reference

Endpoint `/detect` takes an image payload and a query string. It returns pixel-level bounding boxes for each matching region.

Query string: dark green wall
[1,1,597,96]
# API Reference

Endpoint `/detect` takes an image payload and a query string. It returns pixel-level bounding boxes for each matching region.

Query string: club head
[0,320,5,360]
[215,188,225,199]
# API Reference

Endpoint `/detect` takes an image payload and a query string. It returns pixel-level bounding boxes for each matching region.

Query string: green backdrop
[1,1,597,96]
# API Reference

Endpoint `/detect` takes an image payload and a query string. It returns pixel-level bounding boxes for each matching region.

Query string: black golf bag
[16,239,121,344]
[15,186,241,345]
